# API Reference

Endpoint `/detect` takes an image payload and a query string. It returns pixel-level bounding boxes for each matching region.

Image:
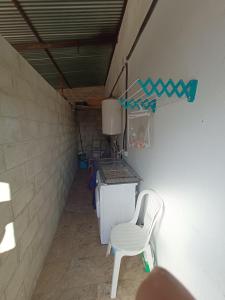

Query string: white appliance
[95,160,140,244]
[96,172,137,244]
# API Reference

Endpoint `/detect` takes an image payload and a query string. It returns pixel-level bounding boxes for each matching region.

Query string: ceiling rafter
[11,0,71,89]
[12,35,116,51]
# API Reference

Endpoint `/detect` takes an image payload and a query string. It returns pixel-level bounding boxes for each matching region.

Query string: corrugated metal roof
[0,0,125,88]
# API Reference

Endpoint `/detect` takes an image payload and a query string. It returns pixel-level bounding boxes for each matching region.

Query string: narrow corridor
[32,170,147,300]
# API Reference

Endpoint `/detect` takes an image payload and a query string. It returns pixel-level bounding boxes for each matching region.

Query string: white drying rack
[118,78,157,114]
[118,77,184,114]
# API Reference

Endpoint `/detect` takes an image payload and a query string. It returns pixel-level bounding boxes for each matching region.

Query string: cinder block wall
[0,35,77,300]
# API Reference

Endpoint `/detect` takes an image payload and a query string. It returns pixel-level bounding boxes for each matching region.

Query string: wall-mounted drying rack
[118,78,157,113]
[117,77,198,150]
[117,77,198,113]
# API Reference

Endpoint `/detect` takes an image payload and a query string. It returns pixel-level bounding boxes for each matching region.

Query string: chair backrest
[131,189,164,244]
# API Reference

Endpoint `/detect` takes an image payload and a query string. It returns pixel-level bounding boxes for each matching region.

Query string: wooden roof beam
[12,35,116,51]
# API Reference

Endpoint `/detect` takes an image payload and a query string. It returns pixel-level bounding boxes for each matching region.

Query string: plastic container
[77,152,88,169]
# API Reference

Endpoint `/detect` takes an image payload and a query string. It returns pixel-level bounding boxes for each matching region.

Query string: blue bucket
[78,152,88,169]
[79,159,88,169]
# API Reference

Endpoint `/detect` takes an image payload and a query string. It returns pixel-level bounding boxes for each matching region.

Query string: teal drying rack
[137,78,198,103]
[117,77,198,112]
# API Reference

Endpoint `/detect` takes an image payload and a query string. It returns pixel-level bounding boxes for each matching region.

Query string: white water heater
[102,98,122,135]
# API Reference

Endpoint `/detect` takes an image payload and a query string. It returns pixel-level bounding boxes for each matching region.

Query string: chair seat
[110,223,148,252]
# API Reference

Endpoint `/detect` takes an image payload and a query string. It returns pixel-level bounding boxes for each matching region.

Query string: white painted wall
[106,0,225,299]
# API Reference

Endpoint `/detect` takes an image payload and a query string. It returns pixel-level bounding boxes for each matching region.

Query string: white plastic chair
[106,189,164,299]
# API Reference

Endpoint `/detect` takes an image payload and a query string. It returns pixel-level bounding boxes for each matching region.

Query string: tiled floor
[32,170,147,300]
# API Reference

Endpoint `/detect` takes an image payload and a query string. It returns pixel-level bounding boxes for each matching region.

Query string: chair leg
[144,245,153,269]
[111,252,123,299]
[106,242,112,256]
